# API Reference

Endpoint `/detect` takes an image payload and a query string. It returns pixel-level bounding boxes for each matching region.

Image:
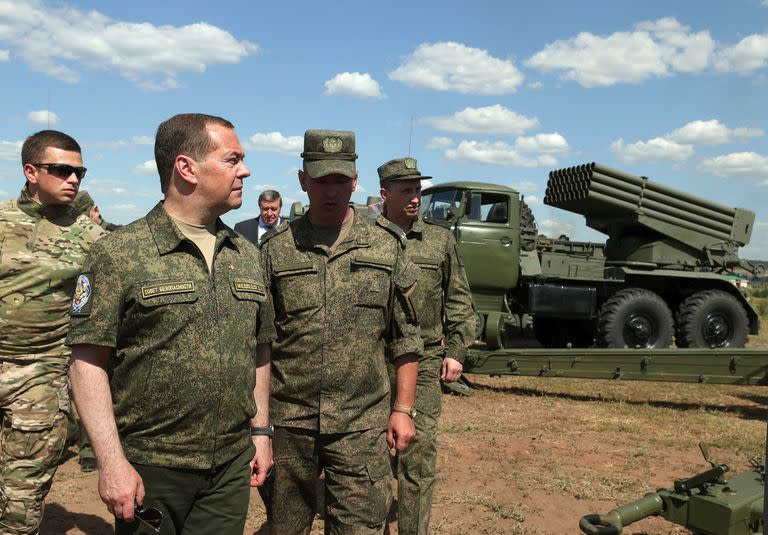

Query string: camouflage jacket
[0,187,105,361]
[402,216,475,363]
[261,210,423,434]
[67,202,277,469]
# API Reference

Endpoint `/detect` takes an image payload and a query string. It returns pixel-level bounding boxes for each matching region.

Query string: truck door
[457,191,521,292]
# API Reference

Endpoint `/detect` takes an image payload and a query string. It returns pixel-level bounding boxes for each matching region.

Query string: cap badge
[404,158,417,169]
[323,137,343,153]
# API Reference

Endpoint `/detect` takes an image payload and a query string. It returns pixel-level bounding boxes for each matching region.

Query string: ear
[352,171,358,193]
[298,170,308,192]
[175,155,199,186]
[379,186,388,202]
[23,163,39,184]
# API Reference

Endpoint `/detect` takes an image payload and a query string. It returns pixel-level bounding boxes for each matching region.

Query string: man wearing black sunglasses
[0,130,106,534]
[68,114,276,534]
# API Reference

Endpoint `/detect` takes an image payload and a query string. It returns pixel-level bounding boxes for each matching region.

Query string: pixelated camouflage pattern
[266,426,392,535]
[0,188,106,361]
[0,361,69,534]
[390,215,475,535]
[404,216,475,363]
[301,130,357,180]
[261,210,423,434]
[67,202,276,470]
[376,157,432,185]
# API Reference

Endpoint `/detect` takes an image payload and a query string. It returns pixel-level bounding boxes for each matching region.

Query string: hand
[98,456,144,522]
[387,412,415,452]
[250,435,273,487]
[441,357,463,383]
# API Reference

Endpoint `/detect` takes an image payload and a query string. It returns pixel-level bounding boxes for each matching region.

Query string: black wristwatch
[250,423,274,437]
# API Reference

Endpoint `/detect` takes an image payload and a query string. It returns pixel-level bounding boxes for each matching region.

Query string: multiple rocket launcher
[544,162,755,250]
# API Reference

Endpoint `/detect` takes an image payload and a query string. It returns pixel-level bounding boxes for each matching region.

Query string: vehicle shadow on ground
[41,503,112,534]
[472,383,768,422]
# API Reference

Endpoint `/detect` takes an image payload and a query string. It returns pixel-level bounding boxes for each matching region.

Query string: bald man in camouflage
[378,157,475,535]
[0,130,105,534]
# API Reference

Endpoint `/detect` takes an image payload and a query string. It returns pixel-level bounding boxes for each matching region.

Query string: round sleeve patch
[71,273,93,315]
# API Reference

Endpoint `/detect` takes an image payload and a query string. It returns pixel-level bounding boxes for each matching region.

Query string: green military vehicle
[420,162,760,350]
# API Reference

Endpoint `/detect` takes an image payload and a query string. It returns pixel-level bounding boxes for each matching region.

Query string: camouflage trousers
[0,360,69,535]
[264,426,392,535]
[391,354,443,535]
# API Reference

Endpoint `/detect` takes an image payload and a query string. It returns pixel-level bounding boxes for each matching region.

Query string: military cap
[301,130,357,179]
[377,157,432,186]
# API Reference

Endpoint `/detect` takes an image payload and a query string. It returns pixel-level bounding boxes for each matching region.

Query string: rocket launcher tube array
[544,162,754,246]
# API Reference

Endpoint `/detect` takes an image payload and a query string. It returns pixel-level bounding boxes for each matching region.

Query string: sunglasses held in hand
[135,502,163,532]
[32,162,88,180]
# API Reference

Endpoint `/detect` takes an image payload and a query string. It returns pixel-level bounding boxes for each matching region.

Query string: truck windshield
[421,189,463,221]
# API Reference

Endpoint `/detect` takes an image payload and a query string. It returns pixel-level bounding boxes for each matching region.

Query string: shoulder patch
[71,273,93,316]
[375,215,406,246]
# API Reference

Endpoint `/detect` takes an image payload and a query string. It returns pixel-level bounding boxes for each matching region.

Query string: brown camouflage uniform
[393,215,475,535]
[261,209,423,535]
[0,187,105,534]
[66,201,276,469]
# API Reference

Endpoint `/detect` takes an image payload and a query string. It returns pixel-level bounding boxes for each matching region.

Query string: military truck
[420,162,760,350]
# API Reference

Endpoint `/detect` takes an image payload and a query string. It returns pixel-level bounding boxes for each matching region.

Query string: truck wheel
[675,290,749,348]
[597,289,673,348]
[534,318,595,348]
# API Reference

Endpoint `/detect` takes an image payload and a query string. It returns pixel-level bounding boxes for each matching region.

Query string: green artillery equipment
[420,162,760,351]
[579,445,764,535]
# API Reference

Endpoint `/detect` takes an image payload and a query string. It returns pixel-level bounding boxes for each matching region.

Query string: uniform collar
[291,208,371,252]
[16,185,74,220]
[405,216,424,238]
[146,201,240,255]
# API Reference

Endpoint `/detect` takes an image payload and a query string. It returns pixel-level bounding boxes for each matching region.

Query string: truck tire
[534,318,595,348]
[675,290,749,348]
[597,288,673,348]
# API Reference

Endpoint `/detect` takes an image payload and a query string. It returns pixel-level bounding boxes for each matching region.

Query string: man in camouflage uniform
[67,114,276,534]
[260,130,422,535]
[0,130,105,534]
[379,157,475,535]
[70,190,120,232]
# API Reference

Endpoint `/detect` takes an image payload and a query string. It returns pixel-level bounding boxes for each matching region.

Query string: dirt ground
[41,370,766,535]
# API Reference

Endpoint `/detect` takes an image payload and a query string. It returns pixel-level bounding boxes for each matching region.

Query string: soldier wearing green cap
[260,130,422,534]
[378,157,475,535]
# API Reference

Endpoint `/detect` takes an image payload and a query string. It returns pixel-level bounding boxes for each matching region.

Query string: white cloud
[515,132,569,154]
[697,152,768,179]
[247,132,303,156]
[252,183,281,192]
[513,181,538,192]
[426,136,453,150]
[421,179,433,189]
[106,203,143,217]
[522,194,541,205]
[715,34,768,73]
[667,119,763,144]
[525,17,714,87]
[0,140,22,161]
[0,49,8,61]
[528,81,543,89]
[132,135,153,145]
[421,105,538,135]
[0,0,257,89]
[135,160,157,174]
[445,140,558,167]
[390,41,524,95]
[83,178,132,197]
[610,137,694,164]
[355,183,367,193]
[0,189,8,197]
[27,109,58,125]
[324,72,384,100]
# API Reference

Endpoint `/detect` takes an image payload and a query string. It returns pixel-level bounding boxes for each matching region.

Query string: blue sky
[1,0,767,258]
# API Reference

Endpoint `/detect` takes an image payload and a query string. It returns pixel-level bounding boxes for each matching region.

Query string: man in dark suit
[235,189,283,244]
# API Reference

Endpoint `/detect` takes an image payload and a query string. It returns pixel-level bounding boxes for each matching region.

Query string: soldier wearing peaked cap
[379,157,475,535]
[0,130,105,534]
[259,130,423,534]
